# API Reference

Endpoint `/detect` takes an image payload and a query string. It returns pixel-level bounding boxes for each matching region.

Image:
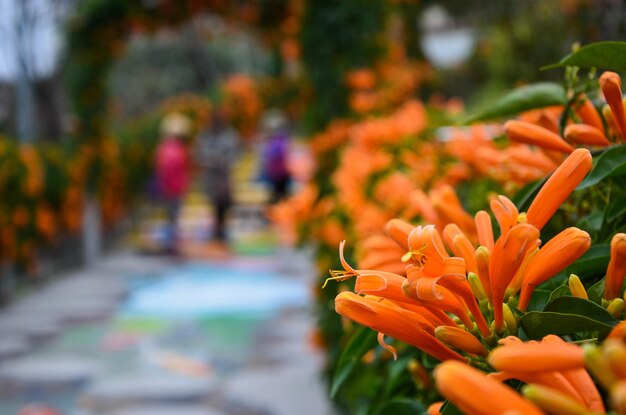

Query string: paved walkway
[0,245,332,415]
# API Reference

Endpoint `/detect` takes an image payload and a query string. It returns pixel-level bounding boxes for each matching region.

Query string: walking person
[261,110,292,204]
[196,110,239,251]
[154,112,192,255]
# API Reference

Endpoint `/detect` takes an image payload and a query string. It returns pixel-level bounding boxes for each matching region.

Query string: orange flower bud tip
[427,402,443,415]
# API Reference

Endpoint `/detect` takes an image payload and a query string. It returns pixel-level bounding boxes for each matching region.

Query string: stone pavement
[0,246,334,415]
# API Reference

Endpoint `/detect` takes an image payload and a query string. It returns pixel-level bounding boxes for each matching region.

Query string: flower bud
[522,383,591,415]
[568,274,588,300]
[584,344,618,390]
[608,298,624,318]
[435,326,488,356]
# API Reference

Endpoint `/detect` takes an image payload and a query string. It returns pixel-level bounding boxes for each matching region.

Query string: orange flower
[490,195,518,237]
[430,185,476,238]
[474,210,494,252]
[576,95,604,132]
[434,325,487,356]
[604,233,626,300]
[489,224,540,331]
[435,361,544,415]
[442,224,477,274]
[475,246,492,304]
[518,227,591,311]
[357,234,407,276]
[406,225,449,274]
[385,218,413,251]
[489,338,585,373]
[564,124,610,147]
[504,120,575,153]
[600,71,626,140]
[526,148,593,230]
[335,292,464,362]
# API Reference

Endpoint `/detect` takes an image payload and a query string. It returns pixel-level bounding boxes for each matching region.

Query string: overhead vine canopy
[64,0,292,144]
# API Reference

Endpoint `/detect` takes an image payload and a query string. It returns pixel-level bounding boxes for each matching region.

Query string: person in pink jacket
[155,112,192,254]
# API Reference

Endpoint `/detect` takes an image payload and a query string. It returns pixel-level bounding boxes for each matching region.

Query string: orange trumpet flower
[434,325,488,356]
[564,124,611,147]
[490,195,519,237]
[474,210,494,252]
[335,292,464,362]
[604,233,626,300]
[357,234,407,276]
[505,120,575,154]
[435,361,544,415]
[526,148,593,230]
[576,95,604,132]
[490,224,540,331]
[406,225,449,274]
[518,227,591,311]
[385,218,413,251]
[600,71,626,140]
[443,224,478,274]
[489,338,585,373]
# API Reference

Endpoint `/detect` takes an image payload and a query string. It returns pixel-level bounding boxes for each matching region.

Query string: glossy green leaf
[605,194,626,223]
[520,311,615,340]
[330,326,378,398]
[543,41,626,72]
[521,296,618,339]
[548,285,570,304]
[526,288,553,312]
[376,399,424,415]
[544,296,618,326]
[566,244,610,282]
[588,279,606,304]
[463,83,567,124]
[577,145,626,190]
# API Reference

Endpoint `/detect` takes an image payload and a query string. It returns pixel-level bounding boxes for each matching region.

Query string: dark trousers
[213,200,229,242]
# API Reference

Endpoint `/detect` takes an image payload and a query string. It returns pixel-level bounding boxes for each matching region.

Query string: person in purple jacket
[261,111,292,204]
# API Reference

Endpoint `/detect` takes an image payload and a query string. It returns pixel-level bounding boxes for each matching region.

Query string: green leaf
[521,296,618,339]
[566,244,610,282]
[463,83,567,124]
[330,326,378,398]
[543,41,626,72]
[605,194,626,223]
[577,210,604,234]
[577,145,626,190]
[375,399,424,415]
[512,177,546,212]
[526,288,553,312]
[548,285,571,304]
[544,296,618,326]
[440,400,464,415]
[520,311,615,340]
[588,279,606,304]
